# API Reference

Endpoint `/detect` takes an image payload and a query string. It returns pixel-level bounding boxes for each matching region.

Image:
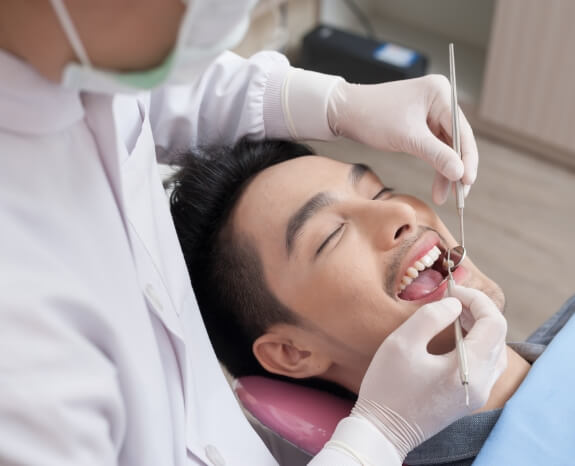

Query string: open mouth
[398,243,454,301]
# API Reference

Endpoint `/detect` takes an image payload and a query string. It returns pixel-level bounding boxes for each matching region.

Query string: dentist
[0,1,504,465]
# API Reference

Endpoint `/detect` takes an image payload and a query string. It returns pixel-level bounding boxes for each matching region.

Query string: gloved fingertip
[440,296,463,314]
[433,191,448,205]
[444,158,464,181]
[448,284,474,298]
[461,169,477,186]
[463,184,471,198]
[432,174,450,205]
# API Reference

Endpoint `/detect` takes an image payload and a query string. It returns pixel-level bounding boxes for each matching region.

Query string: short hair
[169,138,313,378]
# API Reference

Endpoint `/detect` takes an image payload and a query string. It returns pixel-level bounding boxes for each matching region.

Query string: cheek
[299,271,415,356]
[461,262,506,311]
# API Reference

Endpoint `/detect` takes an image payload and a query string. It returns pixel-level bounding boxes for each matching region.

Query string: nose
[355,199,417,251]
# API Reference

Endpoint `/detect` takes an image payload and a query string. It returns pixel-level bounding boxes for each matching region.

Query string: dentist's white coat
[0,2,400,464]
[0,46,288,464]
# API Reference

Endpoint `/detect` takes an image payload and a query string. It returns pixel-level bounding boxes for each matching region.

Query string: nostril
[394,224,410,239]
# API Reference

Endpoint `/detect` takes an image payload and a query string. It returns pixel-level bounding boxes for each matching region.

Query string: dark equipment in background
[297,25,428,84]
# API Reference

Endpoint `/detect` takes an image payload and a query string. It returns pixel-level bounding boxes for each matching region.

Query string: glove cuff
[280,68,344,141]
[352,398,425,460]
[324,415,403,466]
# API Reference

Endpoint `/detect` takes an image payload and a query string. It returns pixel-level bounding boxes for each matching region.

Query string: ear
[253,329,332,379]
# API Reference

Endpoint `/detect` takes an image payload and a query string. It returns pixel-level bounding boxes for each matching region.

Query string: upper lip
[394,231,444,296]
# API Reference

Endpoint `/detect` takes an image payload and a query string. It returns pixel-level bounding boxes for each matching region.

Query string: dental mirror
[444,245,466,273]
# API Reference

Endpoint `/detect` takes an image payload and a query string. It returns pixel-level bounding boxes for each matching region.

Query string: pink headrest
[234,376,353,455]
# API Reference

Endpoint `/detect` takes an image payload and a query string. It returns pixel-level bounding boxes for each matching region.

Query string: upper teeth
[399,245,441,292]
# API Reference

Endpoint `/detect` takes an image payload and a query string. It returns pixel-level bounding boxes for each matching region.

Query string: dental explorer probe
[445,247,470,407]
[449,43,465,250]
[448,43,470,406]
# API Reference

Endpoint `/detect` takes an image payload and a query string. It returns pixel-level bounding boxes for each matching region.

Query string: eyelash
[373,187,394,200]
[315,187,394,255]
[316,224,344,255]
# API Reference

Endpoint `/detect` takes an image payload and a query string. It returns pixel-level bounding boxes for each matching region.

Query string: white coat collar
[0,50,84,135]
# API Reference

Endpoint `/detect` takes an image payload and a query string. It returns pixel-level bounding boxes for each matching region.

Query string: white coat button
[205,444,225,466]
[144,283,163,312]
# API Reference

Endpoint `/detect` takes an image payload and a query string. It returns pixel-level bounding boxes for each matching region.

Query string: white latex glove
[316,287,507,465]
[327,76,478,205]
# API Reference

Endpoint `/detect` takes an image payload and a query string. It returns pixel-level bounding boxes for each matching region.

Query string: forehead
[252,154,352,190]
[233,156,354,235]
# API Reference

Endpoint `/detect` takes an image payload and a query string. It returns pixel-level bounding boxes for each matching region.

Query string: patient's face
[233,156,504,390]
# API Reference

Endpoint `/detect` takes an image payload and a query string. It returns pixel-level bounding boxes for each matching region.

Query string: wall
[355,0,494,49]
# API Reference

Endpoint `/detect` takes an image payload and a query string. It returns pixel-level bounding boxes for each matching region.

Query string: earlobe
[253,332,331,379]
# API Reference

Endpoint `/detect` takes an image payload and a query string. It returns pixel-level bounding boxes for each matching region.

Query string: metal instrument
[448,43,470,406]
[449,43,466,249]
[444,246,469,406]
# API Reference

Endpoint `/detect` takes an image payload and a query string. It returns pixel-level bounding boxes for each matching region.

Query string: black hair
[169,138,312,378]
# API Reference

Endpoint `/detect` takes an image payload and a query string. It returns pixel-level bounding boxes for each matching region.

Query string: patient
[169,139,569,465]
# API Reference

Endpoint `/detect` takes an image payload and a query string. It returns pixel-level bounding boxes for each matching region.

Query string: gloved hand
[313,287,507,465]
[326,76,478,204]
[345,287,507,462]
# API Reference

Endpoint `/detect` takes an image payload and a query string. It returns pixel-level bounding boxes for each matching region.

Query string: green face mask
[112,53,176,89]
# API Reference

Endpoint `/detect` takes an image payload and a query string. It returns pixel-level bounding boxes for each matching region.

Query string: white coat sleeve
[308,416,403,465]
[149,50,343,163]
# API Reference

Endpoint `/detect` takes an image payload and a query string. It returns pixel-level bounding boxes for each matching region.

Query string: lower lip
[399,265,469,304]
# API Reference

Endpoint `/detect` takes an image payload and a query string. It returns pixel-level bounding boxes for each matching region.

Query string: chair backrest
[234,375,353,456]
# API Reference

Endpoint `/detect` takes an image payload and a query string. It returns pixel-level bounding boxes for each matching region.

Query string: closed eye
[373,187,394,200]
[316,224,344,256]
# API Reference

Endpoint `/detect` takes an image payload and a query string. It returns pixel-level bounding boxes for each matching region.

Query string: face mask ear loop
[48,0,92,68]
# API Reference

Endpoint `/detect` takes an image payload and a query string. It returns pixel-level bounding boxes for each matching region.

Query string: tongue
[400,268,444,301]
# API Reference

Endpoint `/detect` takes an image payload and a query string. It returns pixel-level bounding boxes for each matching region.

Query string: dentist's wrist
[266,66,344,141]
[325,415,403,466]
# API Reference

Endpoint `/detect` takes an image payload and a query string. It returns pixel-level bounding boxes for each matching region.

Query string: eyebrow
[285,163,376,256]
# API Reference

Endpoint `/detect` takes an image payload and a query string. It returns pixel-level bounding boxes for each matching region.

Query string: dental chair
[233,376,353,465]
